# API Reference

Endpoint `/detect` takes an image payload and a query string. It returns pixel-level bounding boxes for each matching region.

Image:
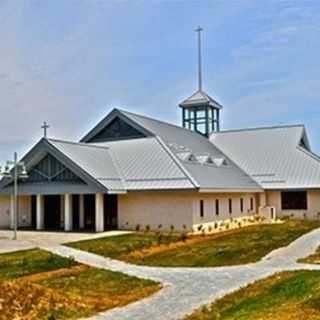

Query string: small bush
[182,224,187,230]
[238,222,242,228]
[180,232,188,242]
[170,225,175,232]
[201,229,206,237]
[197,224,203,232]
[135,224,141,232]
[208,225,213,233]
[214,222,218,229]
[145,225,151,232]
[158,224,163,230]
[157,233,163,245]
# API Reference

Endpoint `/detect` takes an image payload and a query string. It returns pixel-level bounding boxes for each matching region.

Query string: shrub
[238,222,242,228]
[158,224,163,230]
[135,224,141,232]
[214,222,218,229]
[197,224,203,232]
[180,232,188,242]
[201,229,206,237]
[225,223,230,230]
[208,225,213,233]
[157,233,163,245]
[182,224,187,230]
[170,225,175,232]
[145,225,151,232]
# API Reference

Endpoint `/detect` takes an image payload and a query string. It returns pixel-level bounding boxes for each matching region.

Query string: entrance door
[31,195,37,229]
[84,194,95,231]
[72,195,80,231]
[44,195,61,230]
[104,194,118,230]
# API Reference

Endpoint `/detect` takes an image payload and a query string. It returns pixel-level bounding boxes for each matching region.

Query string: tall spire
[195,26,203,91]
[179,27,223,137]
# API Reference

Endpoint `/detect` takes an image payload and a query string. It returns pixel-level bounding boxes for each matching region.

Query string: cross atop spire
[41,121,50,138]
[195,26,203,91]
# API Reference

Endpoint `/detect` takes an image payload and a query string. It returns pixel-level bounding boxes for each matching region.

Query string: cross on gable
[41,121,50,138]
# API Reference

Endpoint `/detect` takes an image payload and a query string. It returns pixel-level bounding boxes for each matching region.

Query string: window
[215,199,219,216]
[281,191,307,210]
[228,199,232,215]
[200,200,204,218]
[240,198,244,213]
[250,198,254,211]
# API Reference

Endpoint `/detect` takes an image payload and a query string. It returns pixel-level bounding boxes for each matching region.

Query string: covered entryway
[44,195,62,230]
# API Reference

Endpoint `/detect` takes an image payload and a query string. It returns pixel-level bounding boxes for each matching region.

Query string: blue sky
[0,0,320,162]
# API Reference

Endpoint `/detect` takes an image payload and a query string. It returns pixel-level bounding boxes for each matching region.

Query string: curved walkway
[41,227,320,320]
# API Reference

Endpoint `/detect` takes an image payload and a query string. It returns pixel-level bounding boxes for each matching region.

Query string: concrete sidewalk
[42,227,320,320]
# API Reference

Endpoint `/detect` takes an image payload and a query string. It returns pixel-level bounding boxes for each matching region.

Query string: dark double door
[104,194,118,230]
[44,195,62,230]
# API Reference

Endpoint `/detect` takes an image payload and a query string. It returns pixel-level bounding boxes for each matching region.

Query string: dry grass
[299,246,320,264]
[0,249,161,319]
[184,271,320,320]
[68,220,320,267]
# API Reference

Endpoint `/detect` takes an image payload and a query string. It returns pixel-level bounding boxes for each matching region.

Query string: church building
[1,29,320,232]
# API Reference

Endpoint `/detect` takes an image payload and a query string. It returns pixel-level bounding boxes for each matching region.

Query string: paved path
[41,227,320,320]
[0,230,131,247]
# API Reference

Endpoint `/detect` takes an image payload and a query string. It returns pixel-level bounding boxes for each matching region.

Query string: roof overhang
[199,188,264,193]
[0,138,110,194]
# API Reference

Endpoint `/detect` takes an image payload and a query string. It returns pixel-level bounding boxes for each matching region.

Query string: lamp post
[0,152,28,240]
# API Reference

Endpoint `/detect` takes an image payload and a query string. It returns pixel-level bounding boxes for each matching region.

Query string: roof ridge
[212,124,305,135]
[297,145,320,164]
[117,108,211,140]
[48,138,110,150]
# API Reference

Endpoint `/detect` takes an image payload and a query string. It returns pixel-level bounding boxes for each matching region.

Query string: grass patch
[0,249,160,319]
[299,246,320,264]
[184,270,320,320]
[68,232,180,259]
[0,249,76,279]
[68,220,320,267]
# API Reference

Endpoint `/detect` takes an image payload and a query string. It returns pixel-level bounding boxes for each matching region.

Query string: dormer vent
[213,158,228,167]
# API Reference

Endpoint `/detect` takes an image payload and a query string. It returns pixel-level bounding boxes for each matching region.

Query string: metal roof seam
[106,147,127,189]
[155,136,200,188]
[46,139,110,192]
[48,138,110,150]
[211,124,305,135]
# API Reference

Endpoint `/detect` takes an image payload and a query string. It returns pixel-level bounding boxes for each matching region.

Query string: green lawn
[0,249,160,320]
[184,271,320,320]
[0,249,76,279]
[68,220,320,267]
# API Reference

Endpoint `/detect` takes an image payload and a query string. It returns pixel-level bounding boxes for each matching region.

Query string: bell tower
[179,27,223,137]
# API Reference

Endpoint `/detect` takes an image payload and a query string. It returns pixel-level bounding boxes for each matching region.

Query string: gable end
[81,109,153,143]
[88,116,146,143]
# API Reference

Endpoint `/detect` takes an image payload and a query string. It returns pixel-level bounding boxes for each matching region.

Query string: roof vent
[196,154,214,165]
[213,158,228,167]
[177,152,197,162]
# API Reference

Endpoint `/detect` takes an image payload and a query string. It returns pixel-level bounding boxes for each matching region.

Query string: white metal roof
[179,90,223,109]
[211,125,320,189]
[118,109,262,191]
[48,139,125,192]
[94,137,195,190]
